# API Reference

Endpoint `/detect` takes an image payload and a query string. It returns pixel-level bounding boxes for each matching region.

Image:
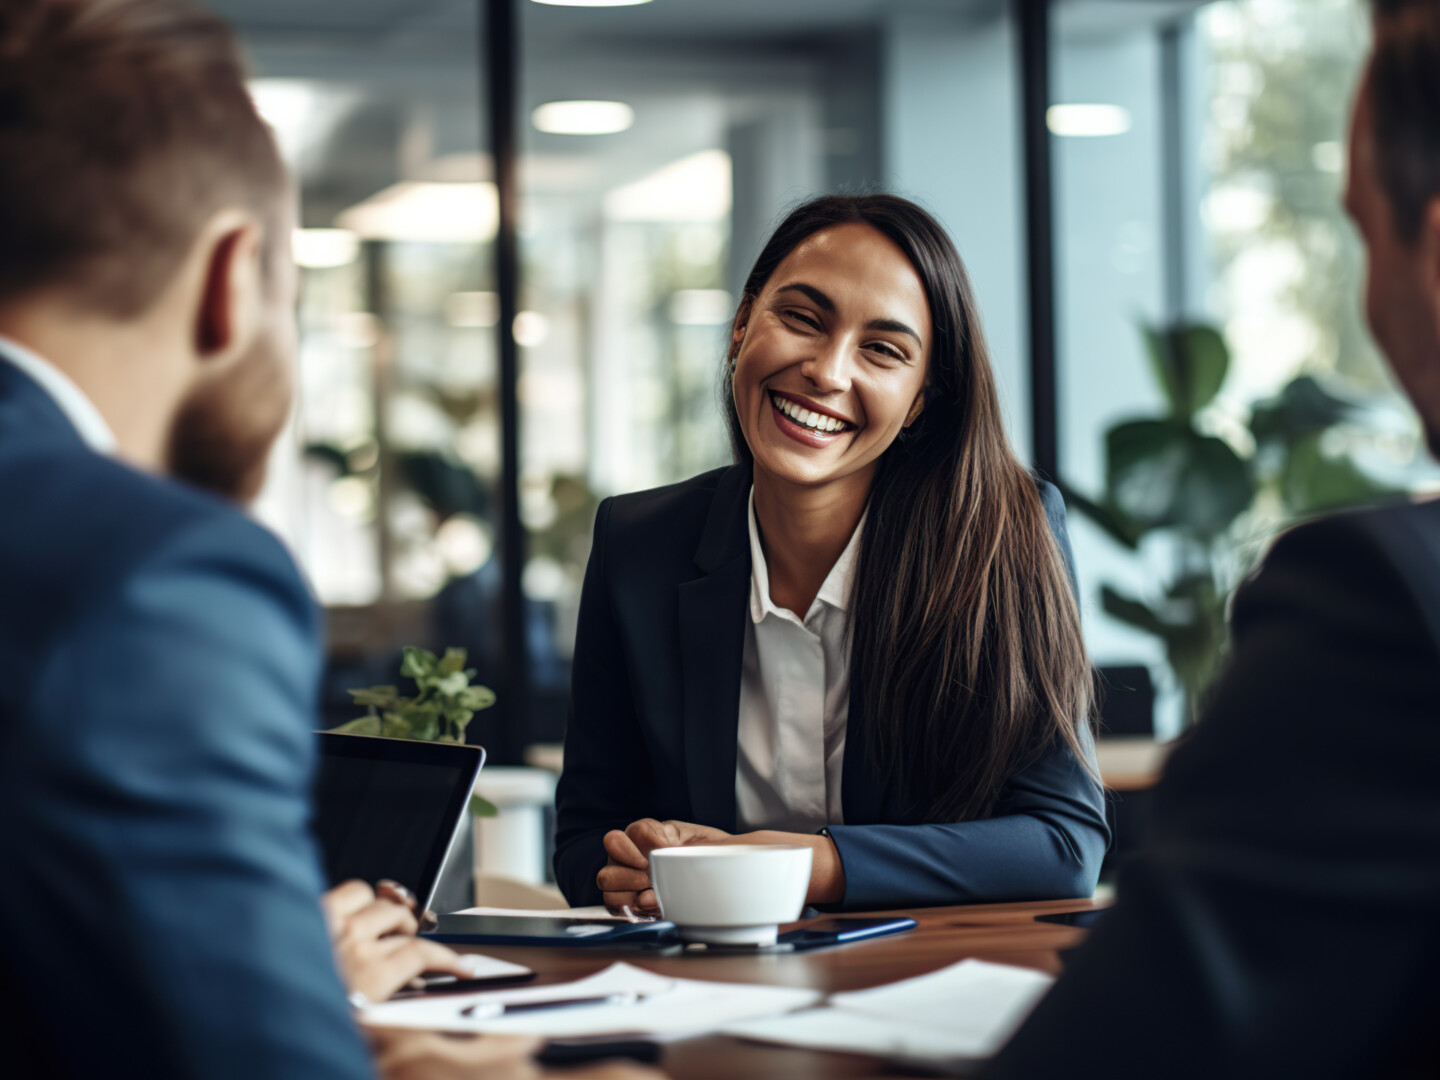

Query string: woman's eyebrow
[775,282,834,311]
[777,282,921,346]
[866,317,921,346]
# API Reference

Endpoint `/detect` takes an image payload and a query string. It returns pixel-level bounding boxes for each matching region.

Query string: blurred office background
[221,0,1435,782]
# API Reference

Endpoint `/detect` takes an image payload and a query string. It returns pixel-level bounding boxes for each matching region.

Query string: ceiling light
[530,0,653,6]
[1046,104,1132,138]
[336,182,498,243]
[532,100,634,136]
[293,228,360,269]
[605,150,732,223]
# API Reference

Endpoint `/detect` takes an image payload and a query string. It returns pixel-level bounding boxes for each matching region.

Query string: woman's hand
[597,819,731,915]
[322,879,478,1004]
[728,830,846,906]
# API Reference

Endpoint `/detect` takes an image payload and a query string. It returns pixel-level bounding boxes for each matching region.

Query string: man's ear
[194,212,264,364]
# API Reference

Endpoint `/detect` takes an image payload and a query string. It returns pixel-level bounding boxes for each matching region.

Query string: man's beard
[167,341,292,504]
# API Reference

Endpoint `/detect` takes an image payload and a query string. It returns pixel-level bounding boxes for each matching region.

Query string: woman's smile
[767,389,858,447]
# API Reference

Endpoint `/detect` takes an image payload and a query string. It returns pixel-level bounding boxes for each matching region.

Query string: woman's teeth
[772,393,848,434]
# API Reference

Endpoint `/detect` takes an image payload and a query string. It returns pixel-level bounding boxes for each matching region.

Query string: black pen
[460,990,638,1019]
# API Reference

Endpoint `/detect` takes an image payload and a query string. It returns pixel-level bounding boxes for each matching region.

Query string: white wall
[882,10,1032,463]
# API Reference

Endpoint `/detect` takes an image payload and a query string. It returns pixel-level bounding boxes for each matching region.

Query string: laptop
[311,732,485,910]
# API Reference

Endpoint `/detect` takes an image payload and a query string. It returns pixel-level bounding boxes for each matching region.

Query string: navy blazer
[0,359,372,1078]
[987,499,1440,1078]
[554,463,1108,910]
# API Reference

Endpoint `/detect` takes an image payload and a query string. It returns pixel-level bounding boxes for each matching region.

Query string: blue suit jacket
[0,359,372,1078]
[554,464,1108,909]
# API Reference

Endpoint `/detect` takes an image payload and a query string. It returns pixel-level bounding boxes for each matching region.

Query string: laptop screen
[311,733,485,909]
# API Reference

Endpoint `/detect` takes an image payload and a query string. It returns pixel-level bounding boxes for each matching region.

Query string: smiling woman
[553,194,1108,914]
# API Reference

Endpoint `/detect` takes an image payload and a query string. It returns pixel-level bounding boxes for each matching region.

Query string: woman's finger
[636,888,659,913]
[602,829,647,869]
[601,890,640,912]
[363,938,468,1002]
[321,880,377,930]
[596,865,651,893]
[340,898,419,944]
[626,818,679,854]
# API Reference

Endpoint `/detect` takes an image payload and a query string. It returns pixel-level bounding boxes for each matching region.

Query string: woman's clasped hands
[597,819,847,915]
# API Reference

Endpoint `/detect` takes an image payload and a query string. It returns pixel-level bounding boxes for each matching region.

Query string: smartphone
[423,914,679,947]
[777,916,917,951]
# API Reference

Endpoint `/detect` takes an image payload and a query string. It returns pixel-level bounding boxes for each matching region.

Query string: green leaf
[400,646,438,681]
[329,714,382,736]
[347,685,400,708]
[1055,481,1143,549]
[433,671,469,698]
[1250,375,1357,447]
[1281,434,1396,514]
[469,794,499,818]
[380,712,413,739]
[458,685,497,711]
[1100,586,1170,637]
[436,647,468,676]
[1107,421,1253,538]
[1141,323,1230,419]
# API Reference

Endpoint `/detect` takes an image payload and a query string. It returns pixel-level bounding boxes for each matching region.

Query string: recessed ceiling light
[1046,104,1132,138]
[532,100,634,136]
[530,0,653,7]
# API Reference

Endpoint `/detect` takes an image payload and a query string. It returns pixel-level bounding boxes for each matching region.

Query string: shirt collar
[0,334,117,454]
[747,487,865,625]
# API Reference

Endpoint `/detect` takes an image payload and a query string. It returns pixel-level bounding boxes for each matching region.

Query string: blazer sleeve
[4,514,374,1080]
[985,511,1440,1079]
[823,481,1108,909]
[553,498,658,907]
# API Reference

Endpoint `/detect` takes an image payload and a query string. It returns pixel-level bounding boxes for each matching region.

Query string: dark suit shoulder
[604,465,732,536]
[1238,497,1440,652]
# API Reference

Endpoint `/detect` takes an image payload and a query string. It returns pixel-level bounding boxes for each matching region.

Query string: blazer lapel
[678,465,752,832]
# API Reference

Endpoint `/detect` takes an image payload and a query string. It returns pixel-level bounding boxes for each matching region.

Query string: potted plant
[1062,322,1394,726]
[331,645,499,817]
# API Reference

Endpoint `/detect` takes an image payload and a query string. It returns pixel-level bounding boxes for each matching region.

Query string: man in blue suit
[987,1,1440,1076]
[0,3,561,1078]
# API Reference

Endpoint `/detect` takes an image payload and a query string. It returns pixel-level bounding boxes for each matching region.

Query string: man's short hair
[1370,0,1440,241]
[0,0,285,316]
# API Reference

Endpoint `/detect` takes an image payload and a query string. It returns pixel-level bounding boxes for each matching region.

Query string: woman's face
[731,222,932,492]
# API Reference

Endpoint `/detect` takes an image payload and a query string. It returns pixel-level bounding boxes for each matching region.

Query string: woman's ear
[729,297,753,362]
[904,389,925,428]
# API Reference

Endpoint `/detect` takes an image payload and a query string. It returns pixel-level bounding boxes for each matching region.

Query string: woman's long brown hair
[724,194,1093,823]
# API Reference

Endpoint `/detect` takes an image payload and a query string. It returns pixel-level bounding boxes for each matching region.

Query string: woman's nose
[799,339,853,392]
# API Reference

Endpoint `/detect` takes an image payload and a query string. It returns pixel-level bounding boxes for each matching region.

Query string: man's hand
[597,819,731,915]
[322,880,477,1003]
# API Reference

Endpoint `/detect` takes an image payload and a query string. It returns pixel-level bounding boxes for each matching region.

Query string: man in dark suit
[987,2,1440,1076]
[0,3,563,1078]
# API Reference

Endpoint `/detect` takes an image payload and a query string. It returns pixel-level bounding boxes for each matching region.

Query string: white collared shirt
[0,334,116,453]
[735,489,863,834]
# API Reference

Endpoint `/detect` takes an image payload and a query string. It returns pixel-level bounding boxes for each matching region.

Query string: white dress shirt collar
[0,334,117,454]
[746,487,864,626]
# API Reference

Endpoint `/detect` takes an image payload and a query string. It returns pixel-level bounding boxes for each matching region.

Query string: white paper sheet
[722,959,1053,1067]
[359,961,821,1041]
[450,906,625,921]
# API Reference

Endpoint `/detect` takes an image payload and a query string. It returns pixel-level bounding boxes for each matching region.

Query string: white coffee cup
[648,844,813,946]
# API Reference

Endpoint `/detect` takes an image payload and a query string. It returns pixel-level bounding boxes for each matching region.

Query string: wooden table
[456,897,1105,1078]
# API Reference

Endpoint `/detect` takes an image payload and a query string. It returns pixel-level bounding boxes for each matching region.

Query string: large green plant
[331,645,498,816]
[1063,323,1392,725]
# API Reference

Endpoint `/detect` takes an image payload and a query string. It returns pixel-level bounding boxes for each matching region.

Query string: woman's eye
[866,342,904,361]
[783,309,821,330]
